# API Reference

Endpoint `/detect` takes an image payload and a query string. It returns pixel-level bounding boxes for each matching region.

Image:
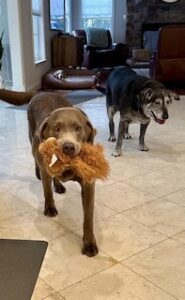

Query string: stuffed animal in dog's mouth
[39,137,110,183]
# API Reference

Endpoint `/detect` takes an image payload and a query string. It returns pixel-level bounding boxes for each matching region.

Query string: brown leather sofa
[72,29,129,69]
[150,25,185,84]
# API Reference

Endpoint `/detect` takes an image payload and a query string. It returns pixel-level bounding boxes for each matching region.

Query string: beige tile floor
[1,96,185,299]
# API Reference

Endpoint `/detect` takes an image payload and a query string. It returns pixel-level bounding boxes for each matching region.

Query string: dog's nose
[163,112,169,120]
[62,142,75,155]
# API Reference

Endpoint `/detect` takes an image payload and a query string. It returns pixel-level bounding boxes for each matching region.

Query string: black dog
[98,67,180,156]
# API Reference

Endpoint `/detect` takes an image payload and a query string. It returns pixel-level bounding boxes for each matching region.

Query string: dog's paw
[140,144,149,151]
[54,182,66,194]
[82,242,98,257]
[123,133,132,139]
[44,206,58,217]
[108,136,116,142]
[112,150,121,157]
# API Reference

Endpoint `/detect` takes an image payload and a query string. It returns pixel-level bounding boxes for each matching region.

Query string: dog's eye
[54,127,60,132]
[166,100,170,105]
[75,125,81,132]
[155,101,160,105]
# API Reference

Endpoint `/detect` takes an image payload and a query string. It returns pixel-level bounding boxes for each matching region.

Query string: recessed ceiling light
[161,0,179,3]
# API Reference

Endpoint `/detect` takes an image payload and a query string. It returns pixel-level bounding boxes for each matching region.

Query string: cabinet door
[52,36,78,67]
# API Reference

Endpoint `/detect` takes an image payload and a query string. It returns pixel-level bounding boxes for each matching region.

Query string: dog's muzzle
[151,111,166,125]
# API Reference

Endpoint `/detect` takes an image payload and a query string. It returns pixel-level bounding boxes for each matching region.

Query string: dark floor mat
[65,89,103,104]
[0,239,48,300]
[5,89,103,111]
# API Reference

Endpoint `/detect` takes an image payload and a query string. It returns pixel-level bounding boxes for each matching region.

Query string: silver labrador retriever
[0,89,98,257]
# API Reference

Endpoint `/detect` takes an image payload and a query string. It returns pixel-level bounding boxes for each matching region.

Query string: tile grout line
[121,262,179,300]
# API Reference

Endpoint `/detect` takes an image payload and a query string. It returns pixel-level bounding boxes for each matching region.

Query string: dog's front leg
[40,169,58,217]
[139,121,150,151]
[107,106,116,142]
[81,181,98,257]
[53,177,66,194]
[113,119,126,157]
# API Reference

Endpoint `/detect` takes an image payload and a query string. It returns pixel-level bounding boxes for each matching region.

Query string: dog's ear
[86,120,97,144]
[75,108,97,143]
[139,88,153,103]
[169,91,180,101]
[38,114,50,141]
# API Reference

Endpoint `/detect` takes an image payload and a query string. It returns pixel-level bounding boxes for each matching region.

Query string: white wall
[71,0,81,31]
[113,0,127,43]
[7,0,55,91]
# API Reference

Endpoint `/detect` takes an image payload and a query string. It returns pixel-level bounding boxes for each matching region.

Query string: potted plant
[0,31,4,88]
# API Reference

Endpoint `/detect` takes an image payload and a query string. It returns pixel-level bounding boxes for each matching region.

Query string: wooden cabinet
[52,35,83,68]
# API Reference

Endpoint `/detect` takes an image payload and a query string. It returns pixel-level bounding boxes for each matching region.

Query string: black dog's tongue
[155,117,165,124]
[152,111,165,125]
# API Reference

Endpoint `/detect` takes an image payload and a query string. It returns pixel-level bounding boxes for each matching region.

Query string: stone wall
[126,0,185,50]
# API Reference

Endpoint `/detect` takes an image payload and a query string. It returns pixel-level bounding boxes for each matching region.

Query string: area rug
[0,239,48,300]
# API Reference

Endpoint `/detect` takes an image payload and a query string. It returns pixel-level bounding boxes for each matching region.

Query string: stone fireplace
[126,0,185,50]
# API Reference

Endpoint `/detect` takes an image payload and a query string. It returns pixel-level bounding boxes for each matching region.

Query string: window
[81,0,113,30]
[32,0,46,63]
[49,0,64,31]
[49,0,71,32]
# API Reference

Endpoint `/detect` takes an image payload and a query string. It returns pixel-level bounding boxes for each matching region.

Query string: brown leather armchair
[150,25,185,84]
[72,29,129,69]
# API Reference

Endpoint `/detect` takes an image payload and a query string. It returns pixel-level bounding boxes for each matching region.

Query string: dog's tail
[96,85,106,95]
[0,89,36,105]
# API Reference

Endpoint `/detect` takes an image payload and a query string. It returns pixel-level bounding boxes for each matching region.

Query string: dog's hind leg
[53,177,66,194]
[139,121,150,151]
[123,122,132,139]
[107,106,117,142]
[113,119,127,157]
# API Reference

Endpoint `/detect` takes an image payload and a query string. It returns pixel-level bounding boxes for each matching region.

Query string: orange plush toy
[39,137,110,183]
